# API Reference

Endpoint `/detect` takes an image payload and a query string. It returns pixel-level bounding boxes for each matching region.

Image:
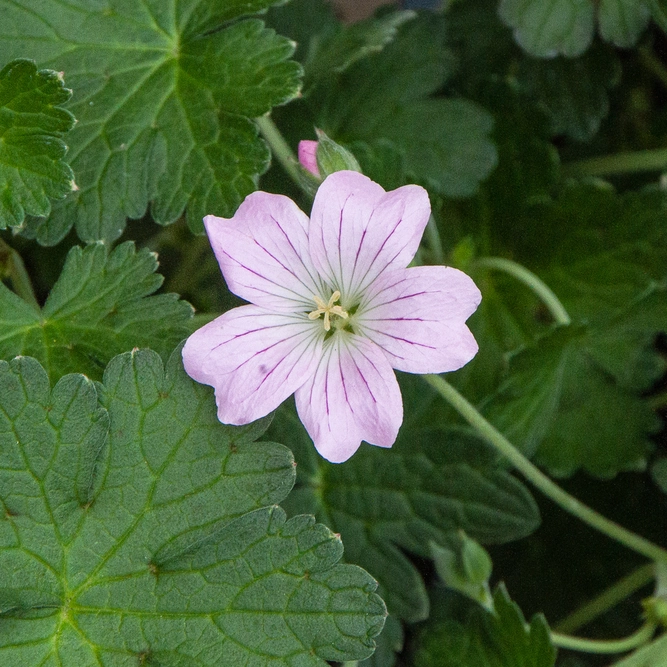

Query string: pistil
[308,290,349,331]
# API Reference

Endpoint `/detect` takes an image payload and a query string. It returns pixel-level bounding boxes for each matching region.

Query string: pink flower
[183,171,481,463]
[298,140,320,176]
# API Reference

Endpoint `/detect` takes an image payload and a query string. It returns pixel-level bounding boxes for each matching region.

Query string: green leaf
[0,59,75,229]
[498,0,595,57]
[0,348,386,664]
[517,44,621,142]
[0,241,193,383]
[612,634,667,667]
[0,0,302,244]
[414,585,557,667]
[598,0,650,47]
[312,13,497,197]
[651,458,667,494]
[267,379,540,626]
[483,323,661,477]
[303,10,416,86]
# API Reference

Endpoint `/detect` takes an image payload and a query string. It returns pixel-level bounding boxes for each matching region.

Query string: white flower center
[307,290,349,332]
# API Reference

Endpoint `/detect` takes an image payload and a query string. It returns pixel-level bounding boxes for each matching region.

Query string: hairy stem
[550,623,656,654]
[474,257,571,325]
[554,563,655,633]
[423,375,667,565]
[0,237,39,309]
[255,114,303,186]
[425,215,445,264]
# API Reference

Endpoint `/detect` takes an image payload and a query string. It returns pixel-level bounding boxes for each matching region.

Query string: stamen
[307,290,349,331]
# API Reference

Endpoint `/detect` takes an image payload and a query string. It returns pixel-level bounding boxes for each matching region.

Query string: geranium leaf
[498,0,595,57]
[0,348,386,664]
[517,44,621,141]
[267,376,540,627]
[302,13,497,197]
[414,585,556,667]
[0,0,302,244]
[0,241,193,382]
[598,0,651,47]
[0,59,75,229]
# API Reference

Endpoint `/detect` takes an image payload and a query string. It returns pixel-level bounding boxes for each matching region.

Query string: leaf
[517,44,621,142]
[311,13,497,197]
[0,241,193,383]
[414,585,557,667]
[0,0,302,244]
[612,634,667,667]
[482,324,660,477]
[303,10,417,86]
[651,458,667,494]
[0,59,75,229]
[0,348,386,664]
[498,0,595,57]
[598,0,651,48]
[267,378,540,626]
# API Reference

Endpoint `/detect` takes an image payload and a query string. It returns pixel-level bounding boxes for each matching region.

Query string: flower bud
[297,130,362,183]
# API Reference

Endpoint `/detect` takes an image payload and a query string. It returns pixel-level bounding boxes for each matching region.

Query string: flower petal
[182,305,322,425]
[309,171,431,302]
[298,140,320,176]
[204,192,322,312]
[356,266,481,374]
[294,334,403,463]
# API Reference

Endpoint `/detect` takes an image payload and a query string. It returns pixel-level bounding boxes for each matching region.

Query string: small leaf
[0,1,302,243]
[498,0,595,57]
[598,0,650,48]
[414,585,557,667]
[0,348,386,664]
[0,241,193,382]
[0,59,75,229]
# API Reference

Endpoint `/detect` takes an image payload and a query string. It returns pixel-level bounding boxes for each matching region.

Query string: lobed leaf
[0,59,75,229]
[0,348,386,665]
[0,241,193,383]
[0,0,302,244]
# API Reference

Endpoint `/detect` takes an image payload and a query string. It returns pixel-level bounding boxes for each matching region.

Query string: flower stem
[255,114,303,186]
[0,237,39,310]
[555,563,655,634]
[474,257,571,325]
[550,623,656,654]
[564,148,667,177]
[423,375,667,565]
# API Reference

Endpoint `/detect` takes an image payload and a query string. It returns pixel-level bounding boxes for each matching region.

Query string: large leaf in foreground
[0,0,302,243]
[268,377,539,626]
[414,585,556,667]
[0,59,75,229]
[0,241,192,382]
[0,349,385,665]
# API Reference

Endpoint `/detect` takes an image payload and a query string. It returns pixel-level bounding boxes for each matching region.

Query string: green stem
[554,564,655,634]
[639,46,667,90]
[564,148,667,177]
[255,114,303,186]
[0,237,39,310]
[474,257,571,325]
[550,623,656,655]
[423,375,667,565]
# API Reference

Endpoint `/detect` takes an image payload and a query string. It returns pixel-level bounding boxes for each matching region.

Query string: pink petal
[298,140,320,176]
[204,193,322,312]
[356,266,481,374]
[182,305,322,425]
[294,334,403,463]
[309,171,431,302]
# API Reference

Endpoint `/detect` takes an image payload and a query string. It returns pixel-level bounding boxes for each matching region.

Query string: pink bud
[298,140,320,177]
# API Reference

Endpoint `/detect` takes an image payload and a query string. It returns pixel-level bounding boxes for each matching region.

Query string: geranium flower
[183,171,481,462]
